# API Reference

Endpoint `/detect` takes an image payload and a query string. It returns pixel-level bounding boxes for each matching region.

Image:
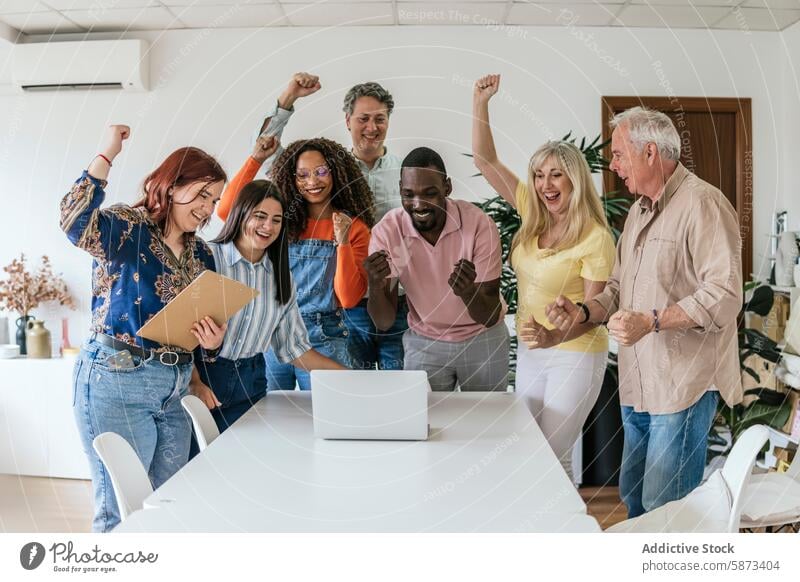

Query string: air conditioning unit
[11,39,149,92]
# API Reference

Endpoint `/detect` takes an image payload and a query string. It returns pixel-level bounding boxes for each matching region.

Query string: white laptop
[311,370,430,440]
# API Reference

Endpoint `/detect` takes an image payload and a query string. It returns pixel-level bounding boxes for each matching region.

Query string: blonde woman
[472,74,615,480]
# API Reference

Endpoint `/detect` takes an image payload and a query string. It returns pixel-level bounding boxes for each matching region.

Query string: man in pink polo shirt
[364,146,509,391]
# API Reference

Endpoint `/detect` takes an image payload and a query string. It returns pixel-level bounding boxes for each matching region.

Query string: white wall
[780,20,800,236]
[0,24,792,344]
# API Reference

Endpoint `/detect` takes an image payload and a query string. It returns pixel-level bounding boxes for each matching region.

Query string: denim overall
[265,238,351,390]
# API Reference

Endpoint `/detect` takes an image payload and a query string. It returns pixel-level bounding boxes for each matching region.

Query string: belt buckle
[159,351,180,366]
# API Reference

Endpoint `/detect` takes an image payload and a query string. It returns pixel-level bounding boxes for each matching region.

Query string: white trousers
[515,342,606,481]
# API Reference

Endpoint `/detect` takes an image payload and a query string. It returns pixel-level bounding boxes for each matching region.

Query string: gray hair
[610,106,681,161]
[342,82,394,116]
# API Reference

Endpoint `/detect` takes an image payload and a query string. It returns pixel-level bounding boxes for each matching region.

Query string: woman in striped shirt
[218,136,375,391]
[190,136,346,431]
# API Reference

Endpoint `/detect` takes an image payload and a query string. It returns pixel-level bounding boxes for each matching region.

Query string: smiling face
[295,150,334,207]
[533,156,573,218]
[169,179,224,234]
[237,197,283,253]
[610,123,653,197]
[400,166,451,239]
[346,96,390,160]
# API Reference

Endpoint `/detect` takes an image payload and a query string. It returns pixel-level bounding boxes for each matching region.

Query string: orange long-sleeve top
[217,156,369,308]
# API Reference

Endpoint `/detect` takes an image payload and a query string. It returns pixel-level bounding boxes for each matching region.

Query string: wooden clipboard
[137,270,259,351]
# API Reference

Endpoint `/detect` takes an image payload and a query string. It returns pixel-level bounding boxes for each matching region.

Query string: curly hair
[271,138,376,241]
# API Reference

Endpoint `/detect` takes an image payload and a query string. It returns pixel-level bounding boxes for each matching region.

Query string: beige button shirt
[592,163,743,414]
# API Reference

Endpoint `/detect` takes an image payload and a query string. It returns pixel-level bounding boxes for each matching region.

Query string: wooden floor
[579,485,629,529]
[0,474,93,533]
[0,474,627,532]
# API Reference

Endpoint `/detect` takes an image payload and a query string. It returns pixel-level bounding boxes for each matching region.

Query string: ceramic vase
[26,320,52,359]
[15,315,33,355]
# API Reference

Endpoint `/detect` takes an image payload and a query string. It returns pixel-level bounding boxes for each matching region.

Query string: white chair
[739,449,800,532]
[181,394,220,451]
[92,432,153,522]
[607,425,770,533]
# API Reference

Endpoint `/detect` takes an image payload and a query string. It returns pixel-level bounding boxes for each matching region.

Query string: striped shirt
[208,241,311,362]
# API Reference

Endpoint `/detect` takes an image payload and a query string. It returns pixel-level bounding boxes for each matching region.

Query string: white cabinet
[0,357,89,479]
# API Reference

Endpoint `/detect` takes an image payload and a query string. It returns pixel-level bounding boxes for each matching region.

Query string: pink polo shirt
[370,198,505,342]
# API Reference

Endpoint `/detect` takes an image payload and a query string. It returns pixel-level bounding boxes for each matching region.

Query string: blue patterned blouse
[60,171,216,352]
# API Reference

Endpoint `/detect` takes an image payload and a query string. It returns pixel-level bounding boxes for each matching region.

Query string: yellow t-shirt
[511,182,616,353]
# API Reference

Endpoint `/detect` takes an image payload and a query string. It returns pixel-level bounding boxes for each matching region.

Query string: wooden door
[601,97,752,280]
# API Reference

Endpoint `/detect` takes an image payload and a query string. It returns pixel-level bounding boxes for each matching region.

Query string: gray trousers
[402,323,510,391]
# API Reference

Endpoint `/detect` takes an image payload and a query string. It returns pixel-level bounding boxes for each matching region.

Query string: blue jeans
[266,310,351,390]
[189,354,267,457]
[344,297,408,370]
[619,390,719,518]
[73,338,193,532]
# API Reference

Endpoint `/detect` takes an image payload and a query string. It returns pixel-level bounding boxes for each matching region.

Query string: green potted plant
[709,282,794,460]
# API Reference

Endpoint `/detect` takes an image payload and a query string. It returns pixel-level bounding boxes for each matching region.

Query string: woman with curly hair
[217,136,374,390]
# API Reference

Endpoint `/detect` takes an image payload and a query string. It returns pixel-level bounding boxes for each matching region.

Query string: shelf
[768,284,800,305]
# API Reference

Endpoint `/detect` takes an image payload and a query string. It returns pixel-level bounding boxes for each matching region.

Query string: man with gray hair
[254,73,408,375]
[546,106,743,518]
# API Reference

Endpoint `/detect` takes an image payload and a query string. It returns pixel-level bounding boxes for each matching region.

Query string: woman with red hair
[60,125,228,532]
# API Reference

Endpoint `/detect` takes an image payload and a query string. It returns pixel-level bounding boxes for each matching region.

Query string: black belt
[92,333,194,366]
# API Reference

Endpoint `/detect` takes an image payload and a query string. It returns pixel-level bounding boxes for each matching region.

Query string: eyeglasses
[295,165,331,181]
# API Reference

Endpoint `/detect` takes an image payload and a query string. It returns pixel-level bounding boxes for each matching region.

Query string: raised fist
[251,134,279,163]
[287,72,321,100]
[99,124,130,161]
[473,74,500,105]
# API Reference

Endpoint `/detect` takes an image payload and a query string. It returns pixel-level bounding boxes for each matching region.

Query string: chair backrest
[720,425,770,532]
[92,432,153,521]
[786,446,800,480]
[181,395,220,451]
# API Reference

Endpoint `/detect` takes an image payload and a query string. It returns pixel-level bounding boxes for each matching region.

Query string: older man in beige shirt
[547,107,743,518]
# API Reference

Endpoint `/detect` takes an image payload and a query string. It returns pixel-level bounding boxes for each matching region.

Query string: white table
[116,391,593,533]
[116,506,601,533]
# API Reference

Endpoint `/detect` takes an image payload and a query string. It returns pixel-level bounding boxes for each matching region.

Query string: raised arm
[60,125,130,256]
[255,72,322,175]
[472,74,522,208]
[216,134,278,221]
